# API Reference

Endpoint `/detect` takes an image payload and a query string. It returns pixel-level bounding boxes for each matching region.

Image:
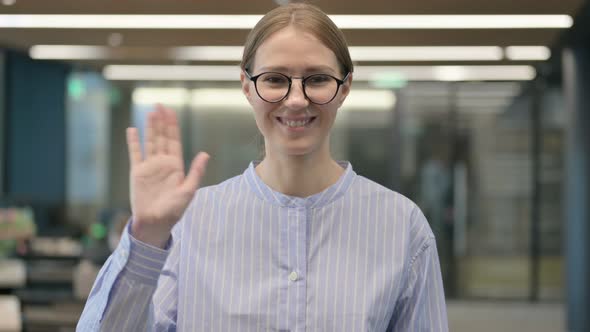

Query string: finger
[164,107,183,159]
[155,105,168,154]
[126,127,142,168]
[145,112,156,157]
[182,152,210,194]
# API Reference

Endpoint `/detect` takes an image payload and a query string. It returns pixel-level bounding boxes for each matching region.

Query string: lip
[278,116,314,121]
[275,116,317,132]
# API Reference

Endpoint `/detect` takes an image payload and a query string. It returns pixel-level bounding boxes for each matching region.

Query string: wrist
[130,219,172,249]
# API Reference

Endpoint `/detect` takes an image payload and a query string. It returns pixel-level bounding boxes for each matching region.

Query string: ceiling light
[331,15,573,29]
[354,66,536,81]
[343,90,396,110]
[0,15,262,29]
[131,87,395,113]
[132,88,189,106]
[29,45,244,61]
[0,14,572,29]
[439,66,535,81]
[103,65,536,82]
[30,45,108,60]
[32,45,545,62]
[505,46,551,61]
[169,46,506,62]
[170,46,244,61]
[190,89,250,110]
[104,65,241,81]
[349,46,503,61]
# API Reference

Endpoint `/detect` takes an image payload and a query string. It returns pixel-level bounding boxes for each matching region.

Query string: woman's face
[241,26,351,159]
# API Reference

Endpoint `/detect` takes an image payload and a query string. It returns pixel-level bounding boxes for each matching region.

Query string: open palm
[126,105,209,248]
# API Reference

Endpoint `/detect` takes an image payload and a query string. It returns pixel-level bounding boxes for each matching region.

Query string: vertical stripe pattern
[77,161,448,332]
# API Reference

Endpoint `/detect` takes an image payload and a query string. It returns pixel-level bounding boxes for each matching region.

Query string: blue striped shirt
[77,161,448,331]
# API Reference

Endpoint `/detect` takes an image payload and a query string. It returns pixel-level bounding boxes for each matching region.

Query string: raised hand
[126,105,209,248]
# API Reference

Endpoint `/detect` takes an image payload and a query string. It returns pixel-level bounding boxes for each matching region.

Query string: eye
[260,73,289,85]
[306,74,332,85]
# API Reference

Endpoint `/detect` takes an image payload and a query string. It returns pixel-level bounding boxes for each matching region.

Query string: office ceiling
[0,0,585,68]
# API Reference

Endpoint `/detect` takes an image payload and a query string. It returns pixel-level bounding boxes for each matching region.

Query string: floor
[448,300,566,332]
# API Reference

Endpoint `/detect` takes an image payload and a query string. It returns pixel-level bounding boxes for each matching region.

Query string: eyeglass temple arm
[340,72,351,84]
[243,69,253,80]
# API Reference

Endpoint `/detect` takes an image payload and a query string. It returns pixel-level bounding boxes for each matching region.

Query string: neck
[255,149,344,198]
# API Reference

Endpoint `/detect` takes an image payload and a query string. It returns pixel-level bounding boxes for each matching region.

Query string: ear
[336,72,353,108]
[240,71,253,103]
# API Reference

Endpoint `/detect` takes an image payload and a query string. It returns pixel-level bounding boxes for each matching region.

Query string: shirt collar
[244,160,356,208]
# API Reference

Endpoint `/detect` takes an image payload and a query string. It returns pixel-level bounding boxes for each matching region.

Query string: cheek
[252,104,276,131]
[252,109,266,126]
[320,108,338,126]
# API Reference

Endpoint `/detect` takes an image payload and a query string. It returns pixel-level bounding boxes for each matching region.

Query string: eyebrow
[256,65,338,75]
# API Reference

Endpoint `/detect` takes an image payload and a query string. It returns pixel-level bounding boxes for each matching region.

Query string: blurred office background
[1,0,589,331]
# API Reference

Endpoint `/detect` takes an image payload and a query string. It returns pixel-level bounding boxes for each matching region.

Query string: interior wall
[0,51,5,195]
[4,51,69,228]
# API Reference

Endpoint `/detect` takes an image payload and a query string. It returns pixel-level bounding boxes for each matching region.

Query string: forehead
[252,26,340,74]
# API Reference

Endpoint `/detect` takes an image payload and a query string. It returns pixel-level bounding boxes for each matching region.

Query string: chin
[285,148,315,157]
[264,133,329,158]
[278,141,324,158]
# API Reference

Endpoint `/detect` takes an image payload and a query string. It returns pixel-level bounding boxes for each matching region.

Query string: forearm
[77,223,170,332]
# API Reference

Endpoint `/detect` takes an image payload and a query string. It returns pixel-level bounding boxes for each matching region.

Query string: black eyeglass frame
[244,70,351,105]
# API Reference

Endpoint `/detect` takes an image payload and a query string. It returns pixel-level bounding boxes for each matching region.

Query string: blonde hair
[241,3,353,77]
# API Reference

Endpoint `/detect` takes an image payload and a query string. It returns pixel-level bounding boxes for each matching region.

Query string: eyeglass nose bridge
[284,76,309,101]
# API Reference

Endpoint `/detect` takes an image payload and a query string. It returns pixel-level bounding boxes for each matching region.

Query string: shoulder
[192,173,249,202]
[356,176,437,270]
[354,176,423,217]
[172,173,249,236]
[181,173,249,216]
[354,175,435,242]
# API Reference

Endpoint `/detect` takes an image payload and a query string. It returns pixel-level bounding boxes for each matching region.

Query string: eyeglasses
[244,71,350,105]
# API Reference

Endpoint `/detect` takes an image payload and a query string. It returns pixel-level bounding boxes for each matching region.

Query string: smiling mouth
[277,117,317,128]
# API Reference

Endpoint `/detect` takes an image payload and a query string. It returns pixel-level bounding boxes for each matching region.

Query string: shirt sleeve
[76,221,180,332]
[387,207,449,332]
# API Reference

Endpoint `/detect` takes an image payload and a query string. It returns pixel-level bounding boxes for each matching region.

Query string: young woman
[78,3,448,331]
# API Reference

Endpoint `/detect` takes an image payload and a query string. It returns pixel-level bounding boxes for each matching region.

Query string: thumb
[181,152,210,194]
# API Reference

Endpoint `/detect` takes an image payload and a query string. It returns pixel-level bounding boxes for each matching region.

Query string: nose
[283,79,309,109]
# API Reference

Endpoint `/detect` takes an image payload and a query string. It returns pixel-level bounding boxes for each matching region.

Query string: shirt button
[288,271,298,282]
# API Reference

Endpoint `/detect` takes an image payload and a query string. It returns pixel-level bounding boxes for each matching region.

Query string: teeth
[284,119,310,127]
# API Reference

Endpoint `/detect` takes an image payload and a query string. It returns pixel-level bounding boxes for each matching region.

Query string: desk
[0,295,21,332]
[0,259,26,288]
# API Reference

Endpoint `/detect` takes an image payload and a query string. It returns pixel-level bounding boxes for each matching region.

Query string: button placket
[287,208,299,282]
[285,206,308,331]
